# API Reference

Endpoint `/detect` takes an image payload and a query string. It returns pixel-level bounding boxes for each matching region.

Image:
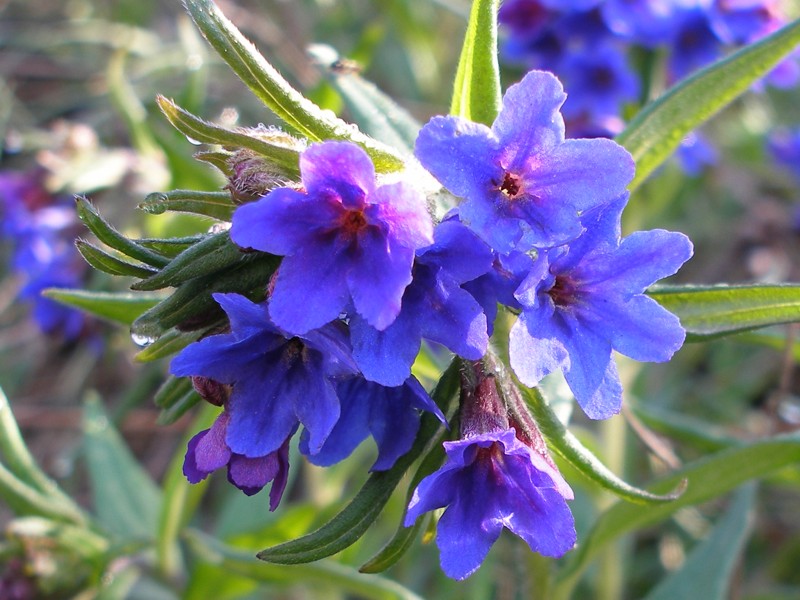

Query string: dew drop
[131,332,158,348]
[185,135,202,146]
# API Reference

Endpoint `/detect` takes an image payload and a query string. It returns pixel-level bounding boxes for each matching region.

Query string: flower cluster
[0,171,91,341]
[171,69,691,577]
[498,0,796,170]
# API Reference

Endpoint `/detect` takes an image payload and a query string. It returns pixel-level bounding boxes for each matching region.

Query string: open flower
[509,194,693,419]
[231,141,433,334]
[414,70,634,253]
[170,293,357,458]
[405,362,574,580]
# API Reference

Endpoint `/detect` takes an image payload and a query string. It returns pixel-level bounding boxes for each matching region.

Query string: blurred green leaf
[643,484,756,600]
[520,385,684,504]
[43,289,164,326]
[649,284,800,340]
[156,390,202,426]
[310,44,421,153]
[618,18,800,190]
[554,430,800,597]
[76,239,158,278]
[82,394,162,540]
[257,361,460,564]
[156,96,302,177]
[632,405,739,453]
[450,0,501,126]
[183,0,405,172]
[139,189,236,221]
[188,529,424,600]
[76,196,169,268]
[157,405,217,581]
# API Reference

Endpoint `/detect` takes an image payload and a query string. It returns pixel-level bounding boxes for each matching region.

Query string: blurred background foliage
[1,0,800,598]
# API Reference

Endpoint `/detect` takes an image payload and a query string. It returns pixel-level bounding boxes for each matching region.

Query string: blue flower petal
[351,312,421,386]
[509,306,568,387]
[300,141,375,205]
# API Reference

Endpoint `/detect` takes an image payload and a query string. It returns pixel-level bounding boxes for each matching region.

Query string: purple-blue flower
[230,141,433,335]
[509,194,693,419]
[404,428,575,580]
[350,218,493,386]
[414,70,634,253]
[170,293,357,458]
[300,376,445,471]
[183,411,293,510]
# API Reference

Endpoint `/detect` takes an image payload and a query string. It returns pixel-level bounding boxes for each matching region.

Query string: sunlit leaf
[649,284,800,340]
[450,0,501,126]
[618,18,800,190]
[43,288,164,326]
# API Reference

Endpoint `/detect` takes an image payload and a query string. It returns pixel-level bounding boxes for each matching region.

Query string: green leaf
[618,18,800,190]
[156,96,301,178]
[643,484,756,600]
[82,394,162,540]
[76,196,169,268]
[649,284,800,340]
[519,385,683,505]
[182,0,405,173]
[137,235,206,258]
[257,361,461,564]
[76,239,158,278]
[632,405,739,454]
[450,0,501,126]
[187,529,425,600]
[554,430,800,597]
[310,45,421,153]
[139,189,236,221]
[43,288,164,326]
[130,252,277,339]
[131,231,249,292]
[154,376,195,409]
[157,390,202,426]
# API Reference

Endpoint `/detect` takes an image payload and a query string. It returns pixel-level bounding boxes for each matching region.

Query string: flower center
[499,172,523,198]
[341,209,368,235]
[548,274,577,308]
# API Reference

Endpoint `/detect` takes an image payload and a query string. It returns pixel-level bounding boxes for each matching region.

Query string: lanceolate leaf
[519,385,684,505]
[76,239,158,278]
[618,18,800,190]
[643,484,756,600]
[649,284,800,340]
[553,431,800,598]
[256,361,460,564]
[450,0,501,126]
[76,196,169,268]
[182,0,405,173]
[139,189,236,221]
[156,96,301,178]
[43,289,164,326]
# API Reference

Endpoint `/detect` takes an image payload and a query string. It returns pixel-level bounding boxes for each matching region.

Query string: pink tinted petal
[369,182,434,250]
[300,142,376,204]
[194,414,232,472]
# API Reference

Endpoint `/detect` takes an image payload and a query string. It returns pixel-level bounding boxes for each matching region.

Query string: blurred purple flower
[415,70,634,253]
[677,131,718,177]
[230,141,433,335]
[509,195,693,419]
[184,411,294,509]
[768,127,800,182]
[170,293,357,458]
